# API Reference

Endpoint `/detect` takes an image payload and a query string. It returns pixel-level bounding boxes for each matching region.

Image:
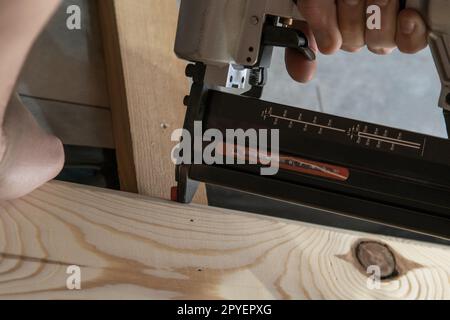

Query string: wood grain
[97,0,138,192]
[98,0,207,203]
[0,181,449,299]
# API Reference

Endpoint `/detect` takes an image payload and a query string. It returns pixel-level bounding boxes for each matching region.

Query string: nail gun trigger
[262,25,316,61]
[298,47,316,61]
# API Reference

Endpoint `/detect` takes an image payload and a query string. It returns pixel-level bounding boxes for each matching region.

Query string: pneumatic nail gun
[173,0,450,239]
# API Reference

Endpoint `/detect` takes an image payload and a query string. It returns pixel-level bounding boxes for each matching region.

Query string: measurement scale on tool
[261,106,427,156]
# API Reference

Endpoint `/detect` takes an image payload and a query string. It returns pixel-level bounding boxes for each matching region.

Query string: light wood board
[98,0,207,203]
[0,181,449,299]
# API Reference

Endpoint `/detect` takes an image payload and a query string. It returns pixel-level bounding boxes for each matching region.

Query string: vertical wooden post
[97,0,206,202]
[98,0,138,193]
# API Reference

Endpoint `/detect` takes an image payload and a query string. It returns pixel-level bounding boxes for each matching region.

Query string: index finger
[298,0,342,54]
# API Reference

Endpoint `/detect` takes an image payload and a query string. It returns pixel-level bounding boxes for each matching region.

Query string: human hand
[285,0,429,82]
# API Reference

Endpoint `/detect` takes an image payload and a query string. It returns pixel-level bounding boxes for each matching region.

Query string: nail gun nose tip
[171,186,178,202]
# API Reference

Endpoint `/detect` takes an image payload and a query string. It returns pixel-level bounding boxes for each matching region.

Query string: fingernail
[344,0,360,5]
[401,20,416,34]
[373,0,390,7]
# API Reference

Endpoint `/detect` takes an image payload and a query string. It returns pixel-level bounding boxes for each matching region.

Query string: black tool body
[176,63,450,240]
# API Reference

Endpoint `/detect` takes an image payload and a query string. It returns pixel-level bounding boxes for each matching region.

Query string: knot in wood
[356,241,397,279]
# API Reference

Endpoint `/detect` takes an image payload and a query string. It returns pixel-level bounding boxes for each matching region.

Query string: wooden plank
[21,95,115,149]
[0,181,449,299]
[18,0,109,108]
[97,0,207,203]
[97,0,138,193]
